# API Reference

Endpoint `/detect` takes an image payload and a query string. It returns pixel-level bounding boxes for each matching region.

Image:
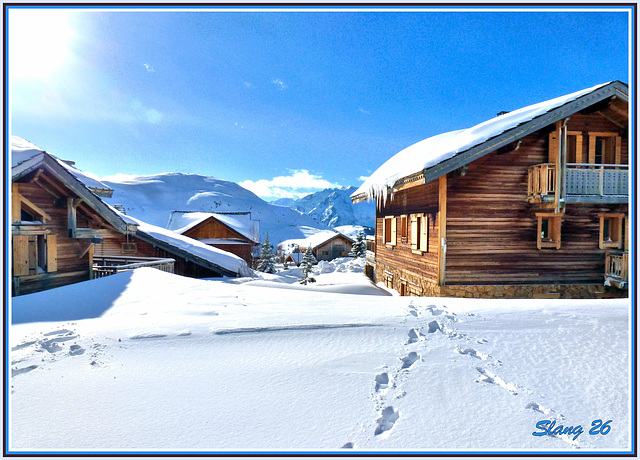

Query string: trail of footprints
[345,301,581,449]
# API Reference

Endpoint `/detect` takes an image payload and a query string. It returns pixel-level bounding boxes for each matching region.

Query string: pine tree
[298,248,317,285]
[256,233,276,274]
[349,232,367,258]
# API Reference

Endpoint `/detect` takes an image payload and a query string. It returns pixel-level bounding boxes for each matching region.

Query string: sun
[9,9,77,81]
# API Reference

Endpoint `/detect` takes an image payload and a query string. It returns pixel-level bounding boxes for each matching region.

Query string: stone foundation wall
[374,261,627,299]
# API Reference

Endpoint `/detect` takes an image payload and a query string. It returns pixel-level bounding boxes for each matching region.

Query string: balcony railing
[528,164,628,203]
[527,163,556,199]
[604,251,628,289]
[93,255,175,279]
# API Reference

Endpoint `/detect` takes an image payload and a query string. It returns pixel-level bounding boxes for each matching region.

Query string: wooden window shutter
[614,136,622,165]
[410,215,418,250]
[588,135,597,164]
[13,235,30,276]
[47,234,58,272]
[383,218,387,244]
[390,217,397,246]
[575,135,584,163]
[548,130,559,163]
[420,215,428,252]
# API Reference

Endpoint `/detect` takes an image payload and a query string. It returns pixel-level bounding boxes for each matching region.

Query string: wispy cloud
[242,81,253,88]
[239,170,339,200]
[271,78,287,91]
[142,63,154,72]
[358,175,370,182]
[358,107,371,115]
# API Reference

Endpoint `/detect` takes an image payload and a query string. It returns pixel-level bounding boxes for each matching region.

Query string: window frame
[410,213,429,255]
[383,216,397,247]
[598,213,624,249]
[536,212,563,249]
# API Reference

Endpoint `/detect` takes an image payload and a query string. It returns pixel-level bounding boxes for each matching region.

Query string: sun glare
[9,9,77,81]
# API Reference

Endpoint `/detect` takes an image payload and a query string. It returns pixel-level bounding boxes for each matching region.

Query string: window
[383,216,396,246]
[399,215,408,243]
[121,242,138,255]
[410,213,429,254]
[536,212,563,249]
[384,272,393,288]
[598,213,624,249]
[588,133,621,165]
[13,234,57,276]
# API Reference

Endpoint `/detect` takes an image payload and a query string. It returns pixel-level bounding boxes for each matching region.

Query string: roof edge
[417,81,628,189]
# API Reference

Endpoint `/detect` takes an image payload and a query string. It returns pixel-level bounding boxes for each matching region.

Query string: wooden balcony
[528,164,628,204]
[604,250,628,289]
[93,255,175,279]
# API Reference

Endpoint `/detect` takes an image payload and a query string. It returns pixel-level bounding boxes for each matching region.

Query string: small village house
[11,136,251,296]
[280,231,355,265]
[351,81,629,298]
[166,211,260,266]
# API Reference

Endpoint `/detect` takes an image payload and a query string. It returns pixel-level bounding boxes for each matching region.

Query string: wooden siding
[12,180,94,295]
[183,218,249,241]
[182,218,256,265]
[445,118,627,286]
[94,228,224,278]
[314,237,353,261]
[376,180,440,284]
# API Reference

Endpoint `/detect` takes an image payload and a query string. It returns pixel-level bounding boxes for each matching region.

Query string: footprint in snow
[407,328,422,344]
[400,352,420,369]
[11,365,38,377]
[375,406,399,436]
[426,321,441,334]
[375,372,390,391]
[68,345,85,356]
[475,367,519,395]
[455,346,489,361]
[341,442,355,448]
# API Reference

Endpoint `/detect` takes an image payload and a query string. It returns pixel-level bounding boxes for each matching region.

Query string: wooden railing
[92,255,175,279]
[528,163,628,200]
[604,251,628,288]
[527,163,556,198]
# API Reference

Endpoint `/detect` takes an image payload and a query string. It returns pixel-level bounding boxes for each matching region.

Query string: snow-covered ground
[8,259,631,453]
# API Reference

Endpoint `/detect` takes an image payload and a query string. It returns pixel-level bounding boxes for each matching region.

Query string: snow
[101,172,333,245]
[278,230,353,257]
[122,214,252,277]
[8,260,631,453]
[353,82,610,203]
[167,211,259,243]
[11,135,112,193]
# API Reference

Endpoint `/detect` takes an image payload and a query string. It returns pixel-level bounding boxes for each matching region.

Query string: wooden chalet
[11,137,250,296]
[280,231,355,265]
[166,211,260,266]
[351,81,630,298]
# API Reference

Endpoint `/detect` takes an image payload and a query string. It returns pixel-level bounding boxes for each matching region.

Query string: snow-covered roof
[167,211,259,244]
[278,230,355,256]
[352,81,625,203]
[11,135,113,194]
[122,213,252,277]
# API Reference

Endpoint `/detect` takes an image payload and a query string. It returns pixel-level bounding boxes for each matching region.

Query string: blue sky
[8,7,631,200]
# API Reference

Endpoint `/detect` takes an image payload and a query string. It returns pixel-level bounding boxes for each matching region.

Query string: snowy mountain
[101,173,331,245]
[287,186,375,229]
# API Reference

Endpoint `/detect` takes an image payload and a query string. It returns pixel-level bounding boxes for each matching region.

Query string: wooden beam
[27,169,43,184]
[78,242,94,258]
[34,172,68,199]
[11,184,21,223]
[67,198,81,238]
[75,228,108,239]
[17,192,52,223]
[595,111,626,129]
[438,174,447,286]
